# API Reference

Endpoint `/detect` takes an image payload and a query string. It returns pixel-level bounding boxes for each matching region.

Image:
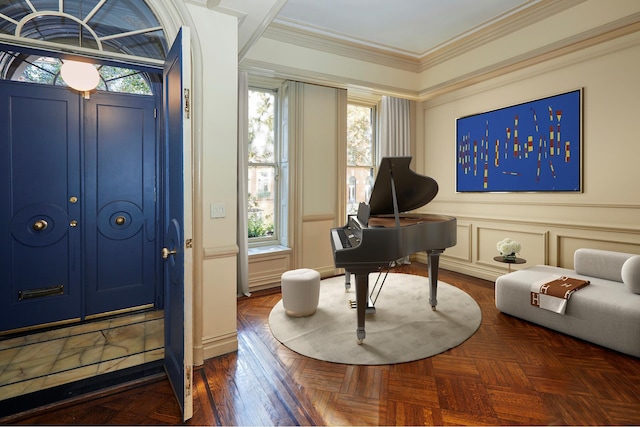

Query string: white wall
[183,3,239,361]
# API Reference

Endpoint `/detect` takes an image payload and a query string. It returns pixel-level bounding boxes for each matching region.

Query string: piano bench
[281,268,321,317]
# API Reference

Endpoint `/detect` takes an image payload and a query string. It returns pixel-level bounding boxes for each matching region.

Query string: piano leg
[344,271,351,292]
[427,249,443,310]
[354,273,369,344]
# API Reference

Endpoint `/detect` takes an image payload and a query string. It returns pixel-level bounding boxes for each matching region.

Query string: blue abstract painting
[456,89,582,192]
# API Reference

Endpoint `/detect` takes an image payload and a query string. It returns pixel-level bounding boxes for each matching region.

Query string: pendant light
[60,60,100,98]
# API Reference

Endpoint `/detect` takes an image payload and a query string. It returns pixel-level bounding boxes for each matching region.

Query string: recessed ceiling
[273,0,535,57]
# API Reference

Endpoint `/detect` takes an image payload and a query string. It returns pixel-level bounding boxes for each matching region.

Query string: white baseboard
[201,332,238,362]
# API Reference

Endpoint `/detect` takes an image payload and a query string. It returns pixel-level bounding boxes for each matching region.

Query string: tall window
[248,88,278,242]
[347,104,376,215]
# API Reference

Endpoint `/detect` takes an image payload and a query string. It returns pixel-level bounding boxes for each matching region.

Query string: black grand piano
[330,156,456,343]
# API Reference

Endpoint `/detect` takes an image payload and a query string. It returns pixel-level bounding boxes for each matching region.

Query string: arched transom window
[0,0,167,60]
[0,1,167,95]
[1,52,154,94]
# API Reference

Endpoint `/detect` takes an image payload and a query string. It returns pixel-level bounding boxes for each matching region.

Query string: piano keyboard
[332,228,359,249]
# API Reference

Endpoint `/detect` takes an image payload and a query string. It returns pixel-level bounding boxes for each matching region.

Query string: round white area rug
[268,273,482,365]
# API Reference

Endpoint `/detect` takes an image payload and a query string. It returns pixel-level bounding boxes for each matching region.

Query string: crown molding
[184,0,207,6]
[261,0,586,73]
[249,1,640,101]
[238,0,288,61]
[418,13,640,101]
[243,13,640,104]
[247,74,284,90]
[240,58,420,100]
[418,0,586,71]
[184,0,247,20]
[262,23,420,73]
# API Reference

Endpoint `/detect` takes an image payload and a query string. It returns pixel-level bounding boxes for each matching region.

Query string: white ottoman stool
[281,268,321,317]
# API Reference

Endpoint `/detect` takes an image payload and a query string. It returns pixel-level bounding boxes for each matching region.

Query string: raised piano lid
[368,156,438,215]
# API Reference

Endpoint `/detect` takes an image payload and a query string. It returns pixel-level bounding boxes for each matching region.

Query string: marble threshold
[0,311,164,401]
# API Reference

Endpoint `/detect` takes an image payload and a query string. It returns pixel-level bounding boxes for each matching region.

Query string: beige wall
[298,83,345,274]
[418,27,640,281]
[418,0,640,96]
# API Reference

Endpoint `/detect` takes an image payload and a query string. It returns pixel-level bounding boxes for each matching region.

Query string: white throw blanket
[530,275,590,314]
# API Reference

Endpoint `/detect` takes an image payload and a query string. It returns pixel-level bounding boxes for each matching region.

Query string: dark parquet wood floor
[10,264,640,425]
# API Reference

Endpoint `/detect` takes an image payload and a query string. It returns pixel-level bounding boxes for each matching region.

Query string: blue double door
[0,80,161,332]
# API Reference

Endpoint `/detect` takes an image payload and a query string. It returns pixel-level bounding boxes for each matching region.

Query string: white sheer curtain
[377,95,411,264]
[377,96,411,160]
[237,72,250,296]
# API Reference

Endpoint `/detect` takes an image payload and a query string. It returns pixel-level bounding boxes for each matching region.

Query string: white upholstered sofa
[495,248,640,357]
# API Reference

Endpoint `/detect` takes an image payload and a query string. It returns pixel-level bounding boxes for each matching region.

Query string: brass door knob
[32,219,48,231]
[162,247,177,259]
[115,216,126,225]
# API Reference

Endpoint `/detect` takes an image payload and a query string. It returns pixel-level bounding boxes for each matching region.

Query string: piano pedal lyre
[348,299,376,314]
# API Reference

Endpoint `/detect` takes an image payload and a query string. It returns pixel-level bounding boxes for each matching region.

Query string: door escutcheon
[69,220,78,227]
[32,219,48,231]
[162,247,177,259]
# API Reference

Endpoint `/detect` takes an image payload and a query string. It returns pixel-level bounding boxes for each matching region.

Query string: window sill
[248,245,291,257]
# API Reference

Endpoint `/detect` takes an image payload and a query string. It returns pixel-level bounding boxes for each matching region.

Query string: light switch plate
[210,202,225,218]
